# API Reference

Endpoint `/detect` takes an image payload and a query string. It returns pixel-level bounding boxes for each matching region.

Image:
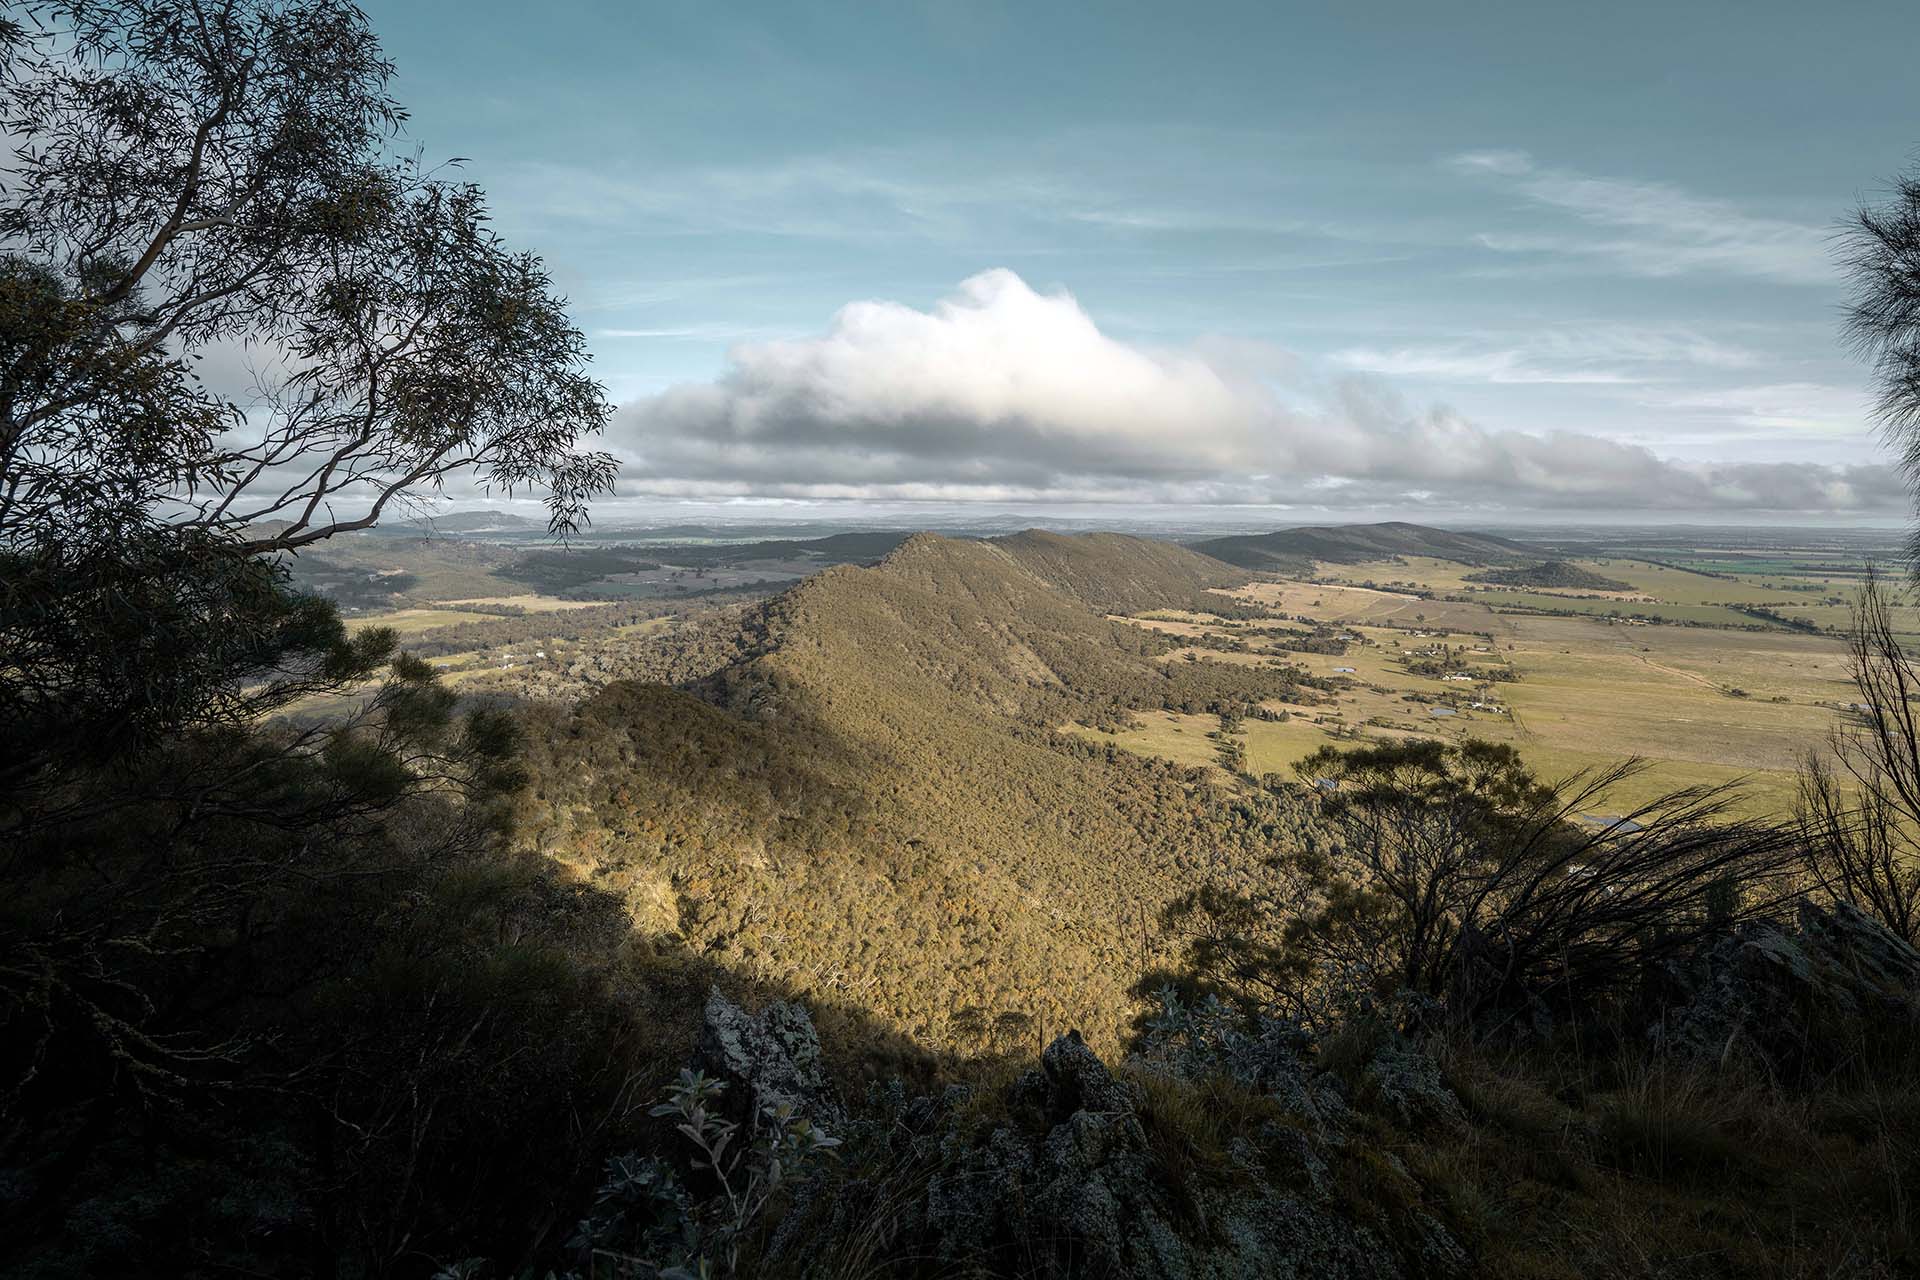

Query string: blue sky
[366,0,1920,521]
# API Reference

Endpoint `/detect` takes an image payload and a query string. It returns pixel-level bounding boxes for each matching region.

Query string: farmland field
[1071,529,1910,819]
[342,607,502,635]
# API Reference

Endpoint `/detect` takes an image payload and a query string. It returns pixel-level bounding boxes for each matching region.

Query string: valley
[285,516,1894,1062]
[321,517,1888,824]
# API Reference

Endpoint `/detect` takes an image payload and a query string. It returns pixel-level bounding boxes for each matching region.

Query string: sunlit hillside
[512,532,1317,1056]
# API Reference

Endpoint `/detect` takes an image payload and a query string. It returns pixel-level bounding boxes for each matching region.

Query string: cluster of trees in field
[1462,560,1633,592]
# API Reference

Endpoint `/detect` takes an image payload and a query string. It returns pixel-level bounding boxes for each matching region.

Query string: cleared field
[1316,556,1486,593]
[1099,595,1852,819]
[1556,560,1790,606]
[1117,615,1226,638]
[343,608,497,635]
[1240,716,1358,776]
[1063,710,1225,772]
[1487,617,1844,771]
[1458,590,1761,628]
[1311,555,1898,635]
[435,594,612,612]
[1161,646,1287,667]
[1221,581,1511,634]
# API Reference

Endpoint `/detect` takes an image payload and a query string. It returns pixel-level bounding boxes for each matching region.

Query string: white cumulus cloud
[609,270,1896,513]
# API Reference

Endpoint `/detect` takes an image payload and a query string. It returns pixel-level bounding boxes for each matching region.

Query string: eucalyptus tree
[1842,166,1920,561]
[0,0,615,791]
[0,4,623,1248]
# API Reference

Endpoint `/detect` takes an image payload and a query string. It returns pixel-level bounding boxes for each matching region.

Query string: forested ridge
[515,531,1321,1053]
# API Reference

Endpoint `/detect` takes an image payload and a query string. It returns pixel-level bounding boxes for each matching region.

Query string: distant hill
[1465,560,1632,592]
[665,530,914,568]
[383,510,542,535]
[1194,521,1544,571]
[989,528,1242,614]
[514,532,1318,1056]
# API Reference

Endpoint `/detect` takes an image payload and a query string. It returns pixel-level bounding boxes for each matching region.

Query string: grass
[1100,590,1853,818]
[1063,710,1228,773]
[344,607,500,634]
[1414,1034,1920,1279]
[1220,580,1511,634]
[1465,591,1762,628]
[1241,716,1354,775]
[435,594,616,612]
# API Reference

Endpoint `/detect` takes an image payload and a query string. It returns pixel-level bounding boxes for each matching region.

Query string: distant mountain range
[1192,521,1544,571]
[386,510,544,534]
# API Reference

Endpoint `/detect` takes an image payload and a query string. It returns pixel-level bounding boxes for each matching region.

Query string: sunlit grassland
[1461,591,1761,627]
[1062,710,1225,772]
[1239,716,1357,775]
[1159,646,1287,667]
[1561,559,1793,605]
[1116,614,1227,637]
[344,607,501,634]
[436,594,613,612]
[1221,580,1513,634]
[1314,555,1884,632]
[344,591,617,635]
[1096,599,1853,819]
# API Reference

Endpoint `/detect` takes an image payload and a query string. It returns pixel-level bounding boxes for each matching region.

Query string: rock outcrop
[697,988,844,1128]
[909,1019,1464,1280]
[1656,900,1920,1071]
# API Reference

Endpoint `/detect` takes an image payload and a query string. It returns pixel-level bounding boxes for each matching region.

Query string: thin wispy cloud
[597,324,778,341]
[1650,382,1871,434]
[1332,346,1632,385]
[1334,326,1760,386]
[1449,150,1834,285]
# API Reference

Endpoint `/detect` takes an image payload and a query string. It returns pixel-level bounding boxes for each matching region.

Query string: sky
[364,0,1920,525]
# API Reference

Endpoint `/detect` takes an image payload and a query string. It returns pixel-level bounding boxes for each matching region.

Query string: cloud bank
[610,270,1896,513]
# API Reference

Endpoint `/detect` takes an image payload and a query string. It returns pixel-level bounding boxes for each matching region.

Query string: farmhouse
[1577,814,1647,838]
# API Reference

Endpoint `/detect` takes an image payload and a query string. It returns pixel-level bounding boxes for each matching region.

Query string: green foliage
[1296,737,1556,816]
[1173,739,1800,1028]
[1464,561,1632,592]
[0,4,632,1274]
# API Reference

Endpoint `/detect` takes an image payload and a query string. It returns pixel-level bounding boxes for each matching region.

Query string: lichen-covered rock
[697,988,843,1127]
[1800,899,1920,994]
[1655,900,1920,1071]
[1041,1028,1140,1117]
[916,1031,1450,1279]
[1133,989,1348,1139]
[1362,1036,1466,1134]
